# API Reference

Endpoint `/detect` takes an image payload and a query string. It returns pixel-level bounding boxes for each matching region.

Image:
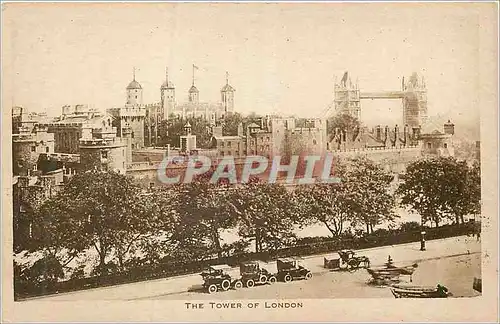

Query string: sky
[2,3,490,133]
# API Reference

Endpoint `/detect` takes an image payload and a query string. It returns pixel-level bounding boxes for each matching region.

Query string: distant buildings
[144,67,236,146]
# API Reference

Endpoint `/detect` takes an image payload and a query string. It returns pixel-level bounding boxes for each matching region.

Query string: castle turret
[334,71,361,120]
[126,68,143,106]
[160,67,176,120]
[79,121,126,174]
[188,64,199,104]
[403,72,427,129]
[188,85,199,104]
[221,71,235,116]
[180,122,196,153]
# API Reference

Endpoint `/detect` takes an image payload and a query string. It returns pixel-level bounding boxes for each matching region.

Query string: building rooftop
[188,85,199,93]
[127,79,142,90]
[161,80,175,89]
[221,83,235,92]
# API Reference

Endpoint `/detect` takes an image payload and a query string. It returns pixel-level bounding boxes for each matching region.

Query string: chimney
[237,123,244,137]
[443,120,455,135]
[376,125,381,141]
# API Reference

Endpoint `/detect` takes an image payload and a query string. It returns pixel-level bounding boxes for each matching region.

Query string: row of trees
[16,155,480,285]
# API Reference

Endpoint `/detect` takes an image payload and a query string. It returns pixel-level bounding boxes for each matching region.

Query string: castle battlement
[79,137,125,148]
[330,145,420,154]
[108,106,146,117]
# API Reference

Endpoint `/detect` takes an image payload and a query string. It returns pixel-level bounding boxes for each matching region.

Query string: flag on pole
[193,64,199,70]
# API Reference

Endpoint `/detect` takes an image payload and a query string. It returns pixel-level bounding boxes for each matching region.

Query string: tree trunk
[255,230,260,253]
[211,227,222,258]
[369,223,374,233]
[323,221,338,237]
[366,223,370,234]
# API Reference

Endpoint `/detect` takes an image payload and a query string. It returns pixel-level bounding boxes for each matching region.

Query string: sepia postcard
[1,2,498,322]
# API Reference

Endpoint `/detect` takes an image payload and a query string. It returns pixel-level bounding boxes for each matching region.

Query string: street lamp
[420,230,426,251]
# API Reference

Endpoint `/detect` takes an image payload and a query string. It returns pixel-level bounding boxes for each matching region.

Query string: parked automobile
[276,257,313,283]
[200,264,237,294]
[234,261,277,288]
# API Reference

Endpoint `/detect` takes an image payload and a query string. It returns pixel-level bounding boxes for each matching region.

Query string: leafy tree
[397,157,480,227]
[173,175,238,259]
[466,161,481,216]
[36,171,161,275]
[327,113,361,135]
[222,112,244,136]
[342,157,398,234]
[293,183,352,237]
[158,117,212,148]
[229,181,299,253]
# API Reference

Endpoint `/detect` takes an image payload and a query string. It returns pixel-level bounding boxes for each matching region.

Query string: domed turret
[126,67,143,106]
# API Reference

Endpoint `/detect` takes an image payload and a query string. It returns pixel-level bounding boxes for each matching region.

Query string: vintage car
[200,264,236,294]
[233,261,277,288]
[276,257,313,283]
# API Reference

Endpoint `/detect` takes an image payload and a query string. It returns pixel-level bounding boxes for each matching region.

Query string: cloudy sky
[2,3,493,132]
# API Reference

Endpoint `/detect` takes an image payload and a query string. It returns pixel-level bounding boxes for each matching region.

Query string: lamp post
[420,230,426,251]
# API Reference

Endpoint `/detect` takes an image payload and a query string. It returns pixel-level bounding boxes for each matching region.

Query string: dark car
[276,257,313,283]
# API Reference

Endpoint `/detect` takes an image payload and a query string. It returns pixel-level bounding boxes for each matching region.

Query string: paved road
[153,253,481,300]
[23,235,480,301]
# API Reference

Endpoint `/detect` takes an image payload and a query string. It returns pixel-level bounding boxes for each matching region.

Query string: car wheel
[233,280,243,289]
[246,279,255,288]
[208,284,218,294]
[284,274,292,283]
[305,272,313,280]
[221,279,231,291]
[259,275,267,284]
[268,276,277,284]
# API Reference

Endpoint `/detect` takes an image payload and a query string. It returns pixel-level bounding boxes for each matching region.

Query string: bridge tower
[402,72,427,130]
[334,71,361,120]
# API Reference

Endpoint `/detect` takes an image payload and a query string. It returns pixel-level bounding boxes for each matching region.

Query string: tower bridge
[330,71,428,130]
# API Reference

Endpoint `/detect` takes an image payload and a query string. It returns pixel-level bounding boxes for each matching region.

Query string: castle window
[31,146,35,152]
[131,132,135,138]
[427,143,432,149]
[221,151,225,156]
[444,143,448,148]
[101,151,108,159]
[313,139,317,145]
[46,147,49,153]
[135,96,138,99]
[228,142,232,147]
